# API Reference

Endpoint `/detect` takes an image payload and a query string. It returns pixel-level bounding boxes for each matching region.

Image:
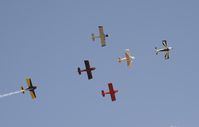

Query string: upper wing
[125,49,133,60]
[30,90,36,99]
[164,51,170,60]
[162,40,168,48]
[84,60,90,70]
[108,83,116,101]
[26,78,33,88]
[98,26,105,36]
[98,26,106,47]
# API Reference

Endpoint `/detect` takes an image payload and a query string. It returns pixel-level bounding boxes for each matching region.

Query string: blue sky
[0,0,199,127]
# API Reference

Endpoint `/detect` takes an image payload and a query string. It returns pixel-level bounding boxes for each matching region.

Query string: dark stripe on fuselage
[26,86,37,91]
[160,48,169,52]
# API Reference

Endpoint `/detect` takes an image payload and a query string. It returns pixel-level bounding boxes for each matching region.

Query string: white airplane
[91,26,109,47]
[118,49,135,68]
[155,40,172,60]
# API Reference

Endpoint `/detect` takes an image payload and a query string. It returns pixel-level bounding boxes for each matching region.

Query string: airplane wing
[87,71,93,79]
[26,78,33,88]
[30,90,36,99]
[162,40,168,48]
[108,83,116,101]
[98,26,106,47]
[164,51,170,60]
[125,49,132,58]
[127,60,132,68]
[84,60,90,70]
[84,60,93,79]
[125,49,133,67]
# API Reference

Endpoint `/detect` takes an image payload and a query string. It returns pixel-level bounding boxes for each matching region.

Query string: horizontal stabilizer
[77,67,81,75]
[118,58,122,63]
[101,90,105,97]
[155,47,158,55]
[20,86,25,94]
[91,33,95,41]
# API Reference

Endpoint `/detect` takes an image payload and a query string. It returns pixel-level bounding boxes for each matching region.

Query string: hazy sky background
[0,0,199,127]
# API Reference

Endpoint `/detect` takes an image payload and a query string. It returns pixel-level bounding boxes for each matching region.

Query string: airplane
[20,78,37,100]
[155,40,172,60]
[91,26,109,47]
[101,83,118,101]
[78,60,96,80]
[118,49,135,68]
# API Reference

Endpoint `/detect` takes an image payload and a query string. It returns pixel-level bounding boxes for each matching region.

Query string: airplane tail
[155,47,158,55]
[118,57,122,63]
[20,86,25,94]
[77,67,81,75]
[101,90,105,97]
[91,33,95,41]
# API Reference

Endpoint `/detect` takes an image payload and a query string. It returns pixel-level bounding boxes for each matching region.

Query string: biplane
[118,49,135,68]
[101,83,118,101]
[20,78,37,100]
[78,60,96,80]
[91,26,109,47]
[155,40,172,60]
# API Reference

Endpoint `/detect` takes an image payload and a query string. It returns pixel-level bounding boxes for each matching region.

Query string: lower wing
[164,51,170,60]
[87,71,93,79]
[30,91,36,99]
[110,93,116,101]
[100,36,106,47]
[127,60,132,68]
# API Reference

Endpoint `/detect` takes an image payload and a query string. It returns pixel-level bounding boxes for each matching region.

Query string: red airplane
[78,60,96,80]
[101,83,118,101]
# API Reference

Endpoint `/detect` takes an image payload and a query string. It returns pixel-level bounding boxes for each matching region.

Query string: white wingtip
[125,49,130,52]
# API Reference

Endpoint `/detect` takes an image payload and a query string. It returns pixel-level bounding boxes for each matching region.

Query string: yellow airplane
[20,78,37,100]
[91,26,109,47]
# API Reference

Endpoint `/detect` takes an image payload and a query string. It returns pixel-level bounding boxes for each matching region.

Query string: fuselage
[106,89,118,94]
[111,90,118,94]
[157,47,172,52]
[26,86,37,91]
[82,67,96,72]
